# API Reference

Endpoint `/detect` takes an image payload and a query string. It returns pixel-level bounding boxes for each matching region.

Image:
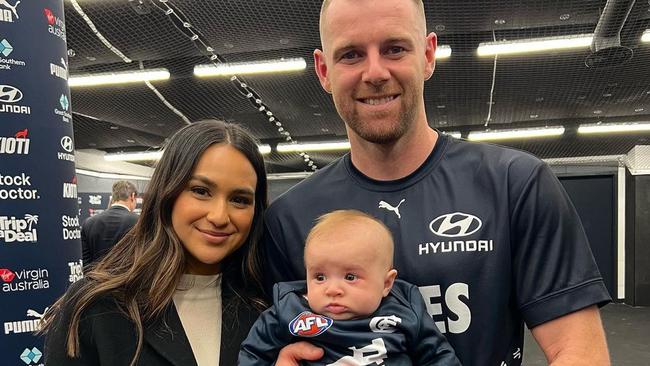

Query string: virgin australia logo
[429,212,481,237]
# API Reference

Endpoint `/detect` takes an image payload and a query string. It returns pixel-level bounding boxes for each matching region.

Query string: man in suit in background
[82,180,139,266]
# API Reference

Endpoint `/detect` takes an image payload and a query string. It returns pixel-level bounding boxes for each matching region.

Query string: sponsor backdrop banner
[0,1,81,364]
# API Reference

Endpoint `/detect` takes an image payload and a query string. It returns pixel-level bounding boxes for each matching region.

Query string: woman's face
[171,143,257,275]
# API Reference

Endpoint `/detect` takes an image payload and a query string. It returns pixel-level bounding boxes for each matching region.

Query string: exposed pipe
[585,0,637,68]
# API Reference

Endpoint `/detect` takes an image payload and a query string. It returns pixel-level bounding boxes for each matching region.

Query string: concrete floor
[523,303,650,365]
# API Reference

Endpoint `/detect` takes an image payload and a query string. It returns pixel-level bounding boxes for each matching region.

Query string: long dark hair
[41,120,268,365]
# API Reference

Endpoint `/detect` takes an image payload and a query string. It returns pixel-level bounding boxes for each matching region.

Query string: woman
[42,120,268,365]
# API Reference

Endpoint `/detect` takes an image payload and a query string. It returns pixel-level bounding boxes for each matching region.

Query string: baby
[239,209,460,365]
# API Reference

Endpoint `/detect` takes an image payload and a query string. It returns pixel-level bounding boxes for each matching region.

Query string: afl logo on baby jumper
[289,311,333,337]
[429,212,482,237]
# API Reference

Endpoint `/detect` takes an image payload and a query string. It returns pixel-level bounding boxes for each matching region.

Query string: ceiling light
[277,141,350,153]
[477,34,593,56]
[104,144,271,161]
[441,131,461,139]
[642,29,650,43]
[436,45,452,59]
[68,68,170,87]
[578,122,650,134]
[468,126,565,141]
[194,58,306,77]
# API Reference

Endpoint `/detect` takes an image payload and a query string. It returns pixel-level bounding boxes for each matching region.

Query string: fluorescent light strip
[477,34,593,56]
[468,126,565,141]
[436,45,452,59]
[194,58,307,77]
[277,141,350,153]
[76,168,151,181]
[69,68,170,87]
[105,145,271,162]
[642,29,650,43]
[578,122,650,134]
[441,131,461,139]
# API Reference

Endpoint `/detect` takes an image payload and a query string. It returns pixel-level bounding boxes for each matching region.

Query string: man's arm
[531,305,610,366]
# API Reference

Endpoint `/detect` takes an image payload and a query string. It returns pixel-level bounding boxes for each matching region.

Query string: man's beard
[339,88,418,145]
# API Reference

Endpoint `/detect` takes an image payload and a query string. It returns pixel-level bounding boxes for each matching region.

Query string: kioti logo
[429,212,482,238]
[0,0,21,23]
[288,311,333,337]
[1,129,30,155]
[63,176,77,199]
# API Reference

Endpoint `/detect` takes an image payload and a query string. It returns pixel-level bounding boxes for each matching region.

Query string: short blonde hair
[319,0,427,39]
[305,209,394,267]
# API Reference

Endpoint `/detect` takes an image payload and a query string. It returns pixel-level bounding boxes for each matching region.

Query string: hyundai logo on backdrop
[0,85,31,115]
[1,129,30,155]
[0,0,21,23]
[58,136,75,162]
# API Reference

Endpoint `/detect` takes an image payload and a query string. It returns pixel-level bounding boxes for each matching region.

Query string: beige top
[173,274,222,366]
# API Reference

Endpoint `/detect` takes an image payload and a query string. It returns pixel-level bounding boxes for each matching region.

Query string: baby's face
[305,226,395,320]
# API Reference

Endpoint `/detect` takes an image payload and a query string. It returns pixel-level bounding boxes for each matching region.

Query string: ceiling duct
[585,0,636,68]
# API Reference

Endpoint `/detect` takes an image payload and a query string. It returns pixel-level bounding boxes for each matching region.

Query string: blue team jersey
[263,133,611,366]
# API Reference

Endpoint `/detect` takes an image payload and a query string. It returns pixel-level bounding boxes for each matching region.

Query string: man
[81,180,139,266]
[267,0,611,365]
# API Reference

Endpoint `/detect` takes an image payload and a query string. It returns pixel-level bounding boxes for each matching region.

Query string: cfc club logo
[20,347,43,365]
[289,311,333,337]
[429,212,482,237]
[0,0,20,23]
[0,84,31,115]
[44,8,66,41]
[0,214,38,243]
[1,129,30,155]
[369,315,402,333]
[1,266,50,293]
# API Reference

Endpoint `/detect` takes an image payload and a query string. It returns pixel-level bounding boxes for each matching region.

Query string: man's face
[314,0,436,145]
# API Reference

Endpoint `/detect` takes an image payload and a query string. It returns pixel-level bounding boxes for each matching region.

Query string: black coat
[44,282,260,366]
[81,205,139,265]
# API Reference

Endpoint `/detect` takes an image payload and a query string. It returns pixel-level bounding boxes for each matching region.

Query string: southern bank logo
[0,214,38,243]
[0,172,40,201]
[20,347,43,365]
[1,129,30,155]
[0,266,50,293]
[62,214,81,241]
[58,135,75,162]
[49,57,67,80]
[4,307,48,335]
[0,0,20,23]
[0,84,31,115]
[429,212,482,237]
[0,37,27,71]
[63,176,78,199]
[44,8,66,41]
[55,94,72,123]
